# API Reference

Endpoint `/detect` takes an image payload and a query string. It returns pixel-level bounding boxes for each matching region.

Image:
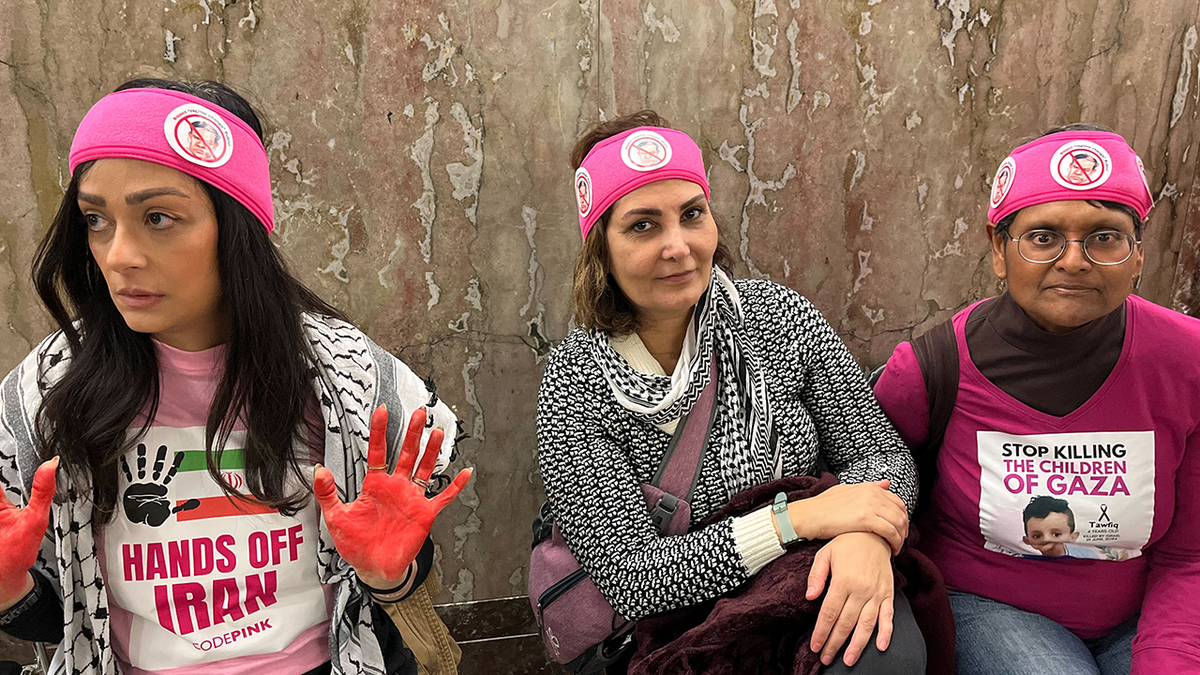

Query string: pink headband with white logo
[69,88,275,233]
[574,126,709,240]
[987,130,1153,226]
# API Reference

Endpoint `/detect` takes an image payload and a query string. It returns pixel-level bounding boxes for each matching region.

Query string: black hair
[32,78,346,521]
[994,122,1143,241]
[1022,496,1075,533]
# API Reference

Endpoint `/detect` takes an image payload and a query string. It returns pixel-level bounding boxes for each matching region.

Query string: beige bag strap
[379,574,462,675]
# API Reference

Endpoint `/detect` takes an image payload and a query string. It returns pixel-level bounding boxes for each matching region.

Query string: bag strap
[651,354,719,503]
[911,318,959,452]
[532,356,720,544]
[909,318,959,515]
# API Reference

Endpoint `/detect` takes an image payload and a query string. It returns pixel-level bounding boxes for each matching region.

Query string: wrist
[0,573,35,613]
[366,583,409,602]
[355,570,396,589]
[357,563,415,599]
[786,499,816,541]
[833,531,892,554]
[771,492,804,547]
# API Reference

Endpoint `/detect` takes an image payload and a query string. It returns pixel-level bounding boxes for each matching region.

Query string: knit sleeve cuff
[731,506,786,576]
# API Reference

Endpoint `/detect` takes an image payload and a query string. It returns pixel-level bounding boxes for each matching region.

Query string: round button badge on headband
[1049,140,1113,191]
[621,130,673,172]
[163,103,234,168]
[575,167,593,218]
[990,157,1017,210]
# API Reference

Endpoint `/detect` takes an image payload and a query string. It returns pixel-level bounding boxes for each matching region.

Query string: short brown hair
[569,110,734,335]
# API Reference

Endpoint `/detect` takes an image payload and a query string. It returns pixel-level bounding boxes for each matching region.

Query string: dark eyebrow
[620,194,708,221]
[126,188,191,205]
[77,192,106,206]
[621,206,661,220]
[1023,219,1132,236]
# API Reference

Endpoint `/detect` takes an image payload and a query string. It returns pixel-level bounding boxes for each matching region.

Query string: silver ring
[412,476,430,489]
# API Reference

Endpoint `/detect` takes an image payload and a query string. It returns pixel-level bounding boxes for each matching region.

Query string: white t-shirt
[100,342,331,675]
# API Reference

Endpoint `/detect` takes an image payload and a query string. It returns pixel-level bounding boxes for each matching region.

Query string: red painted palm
[0,458,57,603]
[314,406,471,582]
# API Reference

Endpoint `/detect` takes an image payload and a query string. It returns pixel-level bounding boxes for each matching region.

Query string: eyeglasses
[1003,229,1140,266]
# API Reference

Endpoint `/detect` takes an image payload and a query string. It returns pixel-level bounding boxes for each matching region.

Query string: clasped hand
[780,480,909,667]
[807,532,895,668]
[787,479,909,554]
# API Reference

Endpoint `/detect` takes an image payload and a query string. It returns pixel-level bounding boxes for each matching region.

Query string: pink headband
[574,126,710,240]
[987,130,1153,226]
[69,88,275,233]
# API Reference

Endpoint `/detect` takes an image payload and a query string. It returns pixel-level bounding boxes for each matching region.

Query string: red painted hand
[0,458,57,606]
[313,406,471,583]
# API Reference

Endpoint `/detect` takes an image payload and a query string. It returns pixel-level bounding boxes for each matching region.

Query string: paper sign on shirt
[977,431,1155,561]
[105,427,329,671]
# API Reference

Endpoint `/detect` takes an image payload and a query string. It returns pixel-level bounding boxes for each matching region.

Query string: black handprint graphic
[121,444,200,527]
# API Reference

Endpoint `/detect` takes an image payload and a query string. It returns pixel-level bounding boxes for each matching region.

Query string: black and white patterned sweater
[536,279,917,620]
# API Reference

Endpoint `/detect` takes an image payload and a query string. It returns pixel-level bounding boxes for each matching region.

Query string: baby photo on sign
[977,430,1155,561]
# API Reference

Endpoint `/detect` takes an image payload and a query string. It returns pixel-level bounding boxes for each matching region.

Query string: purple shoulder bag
[528,357,719,673]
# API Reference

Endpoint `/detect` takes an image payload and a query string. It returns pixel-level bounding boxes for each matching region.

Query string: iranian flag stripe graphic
[174,496,276,521]
[176,448,245,472]
[172,449,277,520]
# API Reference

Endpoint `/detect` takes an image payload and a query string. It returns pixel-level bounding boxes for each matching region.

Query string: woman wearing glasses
[873,124,1200,674]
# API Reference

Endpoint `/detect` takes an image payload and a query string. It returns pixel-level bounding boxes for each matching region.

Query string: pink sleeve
[871,341,931,451]
[1131,428,1200,672]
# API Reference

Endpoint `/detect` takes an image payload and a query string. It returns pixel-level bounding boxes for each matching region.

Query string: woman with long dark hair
[0,79,470,675]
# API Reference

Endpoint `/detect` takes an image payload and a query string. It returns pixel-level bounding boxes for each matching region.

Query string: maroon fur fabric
[627,474,955,675]
[895,528,956,675]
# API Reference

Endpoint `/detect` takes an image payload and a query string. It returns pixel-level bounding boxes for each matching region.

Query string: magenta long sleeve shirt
[874,294,1200,671]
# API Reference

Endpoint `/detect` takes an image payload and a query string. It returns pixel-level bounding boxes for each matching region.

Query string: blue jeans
[950,591,1137,675]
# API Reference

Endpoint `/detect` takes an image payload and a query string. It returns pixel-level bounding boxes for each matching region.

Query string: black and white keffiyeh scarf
[587,268,780,489]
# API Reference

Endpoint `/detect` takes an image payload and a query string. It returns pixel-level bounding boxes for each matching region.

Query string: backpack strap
[911,319,959,453]
[909,318,959,515]
[650,355,719,503]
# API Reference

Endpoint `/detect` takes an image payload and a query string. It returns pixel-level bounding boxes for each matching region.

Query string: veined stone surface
[2,0,1199,625]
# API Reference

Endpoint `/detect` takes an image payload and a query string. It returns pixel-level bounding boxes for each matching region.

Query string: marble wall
[2,0,1200,626]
